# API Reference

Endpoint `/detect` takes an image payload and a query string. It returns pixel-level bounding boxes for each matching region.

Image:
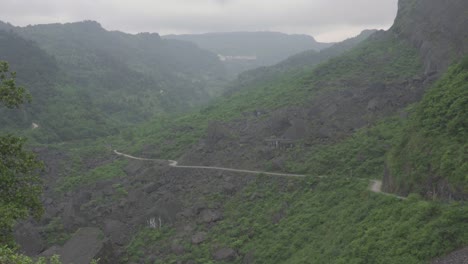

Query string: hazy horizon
[0,0,398,42]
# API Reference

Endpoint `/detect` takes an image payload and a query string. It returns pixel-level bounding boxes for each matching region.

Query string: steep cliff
[391,0,468,74]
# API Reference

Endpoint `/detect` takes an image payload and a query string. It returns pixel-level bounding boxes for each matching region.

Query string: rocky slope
[15,146,287,262]
[392,0,468,74]
[177,0,467,173]
[12,0,468,263]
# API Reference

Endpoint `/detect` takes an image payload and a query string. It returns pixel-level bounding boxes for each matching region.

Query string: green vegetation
[0,22,227,143]
[0,246,99,264]
[285,117,406,178]
[0,246,61,264]
[171,177,467,263]
[123,227,174,263]
[44,217,71,246]
[0,61,43,246]
[56,160,127,193]
[117,51,466,264]
[121,33,421,160]
[387,57,468,197]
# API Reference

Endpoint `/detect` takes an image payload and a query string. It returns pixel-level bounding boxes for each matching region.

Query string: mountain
[138,0,467,186]
[391,0,468,74]
[165,31,333,77]
[0,21,228,142]
[227,29,377,95]
[384,56,468,200]
[90,1,466,260]
[8,0,468,262]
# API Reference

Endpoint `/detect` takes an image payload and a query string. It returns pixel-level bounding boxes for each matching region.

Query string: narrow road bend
[114,150,405,198]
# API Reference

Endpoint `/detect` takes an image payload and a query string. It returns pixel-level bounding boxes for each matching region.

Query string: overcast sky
[0,0,398,42]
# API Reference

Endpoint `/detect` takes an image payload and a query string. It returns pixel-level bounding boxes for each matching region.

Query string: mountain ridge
[165,31,334,77]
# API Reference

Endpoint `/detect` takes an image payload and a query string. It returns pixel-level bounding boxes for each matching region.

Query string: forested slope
[385,58,468,200]
[0,21,228,142]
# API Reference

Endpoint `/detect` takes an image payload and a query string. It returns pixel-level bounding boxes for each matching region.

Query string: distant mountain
[228,29,377,94]
[165,31,333,77]
[0,21,228,142]
[134,0,467,202]
[277,29,378,70]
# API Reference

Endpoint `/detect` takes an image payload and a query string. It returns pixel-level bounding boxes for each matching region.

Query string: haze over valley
[0,0,467,263]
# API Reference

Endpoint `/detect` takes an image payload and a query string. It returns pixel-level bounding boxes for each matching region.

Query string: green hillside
[119,60,467,263]
[0,21,228,142]
[386,57,468,199]
[150,177,467,264]
[120,32,421,159]
[1,0,467,262]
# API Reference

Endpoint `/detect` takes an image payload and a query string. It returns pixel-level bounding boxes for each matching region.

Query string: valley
[0,0,467,263]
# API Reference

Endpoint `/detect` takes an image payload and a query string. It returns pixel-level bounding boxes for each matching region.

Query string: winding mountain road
[114,150,305,177]
[114,150,404,198]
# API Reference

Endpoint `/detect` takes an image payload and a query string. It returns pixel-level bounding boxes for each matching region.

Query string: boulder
[213,248,238,261]
[191,232,207,244]
[171,243,185,255]
[39,245,62,258]
[57,227,116,264]
[431,246,468,264]
[14,222,45,256]
[199,209,223,223]
[143,183,159,194]
[243,250,255,264]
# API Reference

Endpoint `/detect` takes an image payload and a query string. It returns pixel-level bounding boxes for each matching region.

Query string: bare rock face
[392,0,468,74]
[55,227,116,264]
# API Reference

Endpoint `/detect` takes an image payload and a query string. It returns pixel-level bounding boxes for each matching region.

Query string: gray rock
[431,246,468,264]
[14,222,45,256]
[199,209,223,223]
[39,245,62,258]
[222,182,236,195]
[213,248,238,261]
[243,250,255,264]
[192,202,208,215]
[171,243,185,255]
[103,219,126,246]
[146,194,183,225]
[191,232,207,244]
[143,183,159,194]
[57,227,116,264]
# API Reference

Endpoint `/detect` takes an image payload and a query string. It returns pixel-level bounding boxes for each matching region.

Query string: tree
[0,61,43,246]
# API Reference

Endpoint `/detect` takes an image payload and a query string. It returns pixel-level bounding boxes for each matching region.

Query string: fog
[0,0,398,41]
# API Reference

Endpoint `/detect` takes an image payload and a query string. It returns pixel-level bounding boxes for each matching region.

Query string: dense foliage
[115,33,421,161]
[134,177,466,263]
[0,21,228,143]
[285,117,405,178]
[0,61,43,246]
[387,58,468,198]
